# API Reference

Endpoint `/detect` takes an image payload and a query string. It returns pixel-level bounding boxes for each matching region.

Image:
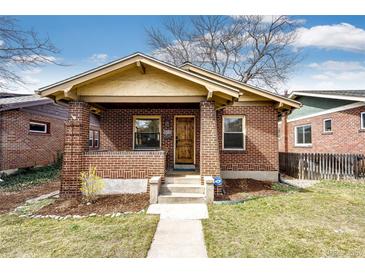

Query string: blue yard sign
[214,176,223,186]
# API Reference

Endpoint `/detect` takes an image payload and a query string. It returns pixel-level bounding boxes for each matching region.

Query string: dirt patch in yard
[0,181,60,214]
[38,193,150,216]
[215,179,280,201]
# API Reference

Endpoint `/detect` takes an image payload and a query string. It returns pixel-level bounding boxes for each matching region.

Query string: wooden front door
[175,117,195,164]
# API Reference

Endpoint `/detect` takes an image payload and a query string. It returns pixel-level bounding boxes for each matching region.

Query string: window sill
[294,144,312,148]
[322,131,333,135]
[222,149,246,153]
[359,129,365,133]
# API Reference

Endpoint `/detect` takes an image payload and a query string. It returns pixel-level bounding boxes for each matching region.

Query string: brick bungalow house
[0,93,68,174]
[279,90,365,154]
[37,52,300,203]
[0,93,100,174]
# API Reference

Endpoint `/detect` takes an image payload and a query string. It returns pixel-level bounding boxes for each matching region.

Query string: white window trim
[323,118,332,133]
[222,115,246,151]
[361,112,365,130]
[29,121,48,133]
[133,115,162,150]
[294,124,312,147]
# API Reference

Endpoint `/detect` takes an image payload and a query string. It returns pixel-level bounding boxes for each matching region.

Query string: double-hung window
[295,124,312,146]
[223,116,245,150]
[361,112,365,130]
[323,119,332,133]
[134,116,161,150]
[89,130,100,149]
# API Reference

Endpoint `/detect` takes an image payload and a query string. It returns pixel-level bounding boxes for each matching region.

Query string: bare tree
[147,15,302,91]
[0,16,60,91]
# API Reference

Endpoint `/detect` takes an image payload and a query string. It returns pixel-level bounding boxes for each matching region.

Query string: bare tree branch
[0,16,61,91]
[146,15,303,92]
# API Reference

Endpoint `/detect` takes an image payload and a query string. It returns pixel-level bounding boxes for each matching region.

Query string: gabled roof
[289,90,365,102]
[180,62,300,108]
[0,94,52,111]
[37,52,300,109]
[37,52,239,97]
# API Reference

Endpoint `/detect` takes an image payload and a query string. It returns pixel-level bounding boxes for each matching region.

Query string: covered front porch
[61,100,220,203]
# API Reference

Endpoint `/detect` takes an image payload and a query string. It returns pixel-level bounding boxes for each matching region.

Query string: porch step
[165,175,201,184]
[160,183,204,194]
[157,193,206,204]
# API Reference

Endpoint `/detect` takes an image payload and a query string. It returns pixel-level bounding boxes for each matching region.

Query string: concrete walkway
[147,219,208,258]
[147,203,208,220]
[147,204,208,258]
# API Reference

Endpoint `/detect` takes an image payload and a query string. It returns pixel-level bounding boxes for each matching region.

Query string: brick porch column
[61,102,90,198]
[200,101,221,182]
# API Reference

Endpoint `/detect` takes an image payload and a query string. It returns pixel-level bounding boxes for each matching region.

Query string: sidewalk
[147,204,208,258]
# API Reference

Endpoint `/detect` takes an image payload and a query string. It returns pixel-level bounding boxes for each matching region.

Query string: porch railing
[279,152,365,180]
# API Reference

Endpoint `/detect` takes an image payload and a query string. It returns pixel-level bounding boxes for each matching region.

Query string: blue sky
[11,15,365,93]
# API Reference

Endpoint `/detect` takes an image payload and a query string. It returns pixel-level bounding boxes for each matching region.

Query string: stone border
[12,209,146,220]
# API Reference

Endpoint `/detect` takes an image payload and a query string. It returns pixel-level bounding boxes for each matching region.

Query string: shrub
[79,166,105,203]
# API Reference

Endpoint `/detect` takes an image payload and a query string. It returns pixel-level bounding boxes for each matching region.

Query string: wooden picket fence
[279,152,365,180]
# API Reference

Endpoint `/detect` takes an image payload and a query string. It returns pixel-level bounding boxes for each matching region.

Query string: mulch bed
[0,180,60,214]
[215,179,280,201]
[37,193,150,216]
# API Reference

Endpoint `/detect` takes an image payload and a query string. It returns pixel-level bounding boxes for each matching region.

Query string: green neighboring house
[279,90,365,154]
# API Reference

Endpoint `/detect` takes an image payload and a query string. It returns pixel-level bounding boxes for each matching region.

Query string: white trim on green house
[287,102,365,122]
[289,91,365,102]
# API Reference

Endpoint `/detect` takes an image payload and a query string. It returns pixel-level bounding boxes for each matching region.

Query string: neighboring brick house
[0,93,100,174]
[37,52,300,202]
[279,90,365,154]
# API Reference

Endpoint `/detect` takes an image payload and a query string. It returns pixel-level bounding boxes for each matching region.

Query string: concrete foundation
[221,170,279,182]
[99,178,147,194]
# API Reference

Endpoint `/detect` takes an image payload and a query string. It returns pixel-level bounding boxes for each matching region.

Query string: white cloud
[89,53,109,64]
[23,75,40,85]
[287,60,365,90]
[294,23,365,52]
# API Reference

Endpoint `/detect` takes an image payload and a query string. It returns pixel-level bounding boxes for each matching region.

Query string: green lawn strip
[203,181,365,257]
[0,164,61,191]
[0,214,159,258]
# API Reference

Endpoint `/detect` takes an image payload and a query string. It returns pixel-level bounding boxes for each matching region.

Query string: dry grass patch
[0,214,159,258]
[203,181,365,257]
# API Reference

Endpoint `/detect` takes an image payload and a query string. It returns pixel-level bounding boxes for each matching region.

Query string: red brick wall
[217,105,279,171]
[99,103,200,169]
[0,109,65,171]
[200,101,220,178]
[284,106,365,154]
[278,113,288,153]
[83,150,166,187]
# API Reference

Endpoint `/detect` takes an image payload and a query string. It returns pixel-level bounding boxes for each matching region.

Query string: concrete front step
[165,175,201,184]
[158,193,206,204]
[160,183,204,194]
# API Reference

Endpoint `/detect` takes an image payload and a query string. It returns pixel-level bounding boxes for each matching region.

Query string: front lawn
[0,214,159,258]
[203,181,365,257]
